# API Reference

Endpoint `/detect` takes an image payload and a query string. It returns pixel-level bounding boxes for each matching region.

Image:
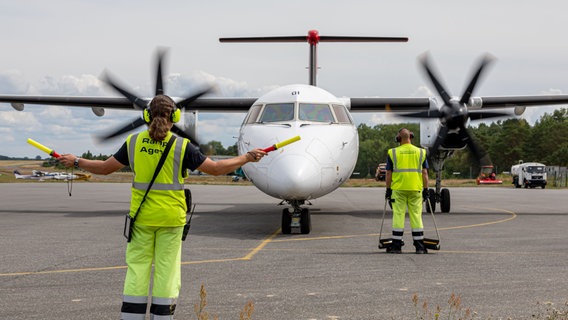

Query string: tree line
[355,108,568,178]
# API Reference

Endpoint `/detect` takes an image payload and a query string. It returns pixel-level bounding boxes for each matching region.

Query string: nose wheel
[281,201,311,234]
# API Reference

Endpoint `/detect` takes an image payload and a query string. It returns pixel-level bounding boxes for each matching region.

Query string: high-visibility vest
[388,144,425,191]
[126,131,188,227]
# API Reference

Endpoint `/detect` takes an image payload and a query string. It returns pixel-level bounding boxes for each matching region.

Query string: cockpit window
[299,103,334,122]
[332,104,353,124]
[244,105,262,124]
[259,103,295,122]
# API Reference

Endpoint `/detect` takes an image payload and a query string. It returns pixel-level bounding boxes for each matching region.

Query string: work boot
[414,240,428,254]
[387,239,402,254]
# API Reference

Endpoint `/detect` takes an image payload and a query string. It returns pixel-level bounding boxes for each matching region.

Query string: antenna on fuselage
[219,30,408,87]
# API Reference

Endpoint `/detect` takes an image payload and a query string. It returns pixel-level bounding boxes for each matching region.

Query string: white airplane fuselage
[237,84,359,202]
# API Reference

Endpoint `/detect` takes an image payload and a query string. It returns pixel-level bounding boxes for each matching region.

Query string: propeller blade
[398,110,443,119]
[155,49,167,96]
[461,125,492,166]
[429,125,449,158]
[97,117,147,141]
[419,53,453,106]
[468,110,510,121]
[170,124,200,146]
[460,54,494,105]
[176,87,214,110]
[103,72,148,110]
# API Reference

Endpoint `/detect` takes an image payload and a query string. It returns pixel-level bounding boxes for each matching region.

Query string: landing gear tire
[427,188,436,213]
[300,208,311,234]
[440,188,450,213]
[281,209,292,234]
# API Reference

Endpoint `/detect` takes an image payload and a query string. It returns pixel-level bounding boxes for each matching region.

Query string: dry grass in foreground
[190,286,568,320]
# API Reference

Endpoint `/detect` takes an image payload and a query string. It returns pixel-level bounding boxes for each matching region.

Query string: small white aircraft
[13,170,90,181]
[3,30,568,234]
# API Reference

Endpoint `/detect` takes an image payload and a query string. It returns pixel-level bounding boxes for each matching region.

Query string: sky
[1,1,568,158]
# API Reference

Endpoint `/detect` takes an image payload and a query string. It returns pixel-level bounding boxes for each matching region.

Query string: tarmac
[1,183,567,319]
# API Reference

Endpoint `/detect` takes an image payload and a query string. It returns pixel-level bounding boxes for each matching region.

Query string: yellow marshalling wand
[261,136,301,153]
[27,138,61,158]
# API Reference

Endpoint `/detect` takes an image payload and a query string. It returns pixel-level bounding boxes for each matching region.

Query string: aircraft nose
[268,154,320,200]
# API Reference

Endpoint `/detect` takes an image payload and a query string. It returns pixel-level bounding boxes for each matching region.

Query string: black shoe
[387,246,402,254]
[414,240,428,254]
[387,239,402,254]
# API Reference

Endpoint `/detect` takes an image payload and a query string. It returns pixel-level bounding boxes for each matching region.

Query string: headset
[395,128,414,143]
[143,97,181,124]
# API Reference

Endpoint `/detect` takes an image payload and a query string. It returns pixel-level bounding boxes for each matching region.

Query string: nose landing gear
[281,200,311,234]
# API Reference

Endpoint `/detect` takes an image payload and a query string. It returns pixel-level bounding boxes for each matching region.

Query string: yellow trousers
[391,189,423,230]
[121,224,183,319]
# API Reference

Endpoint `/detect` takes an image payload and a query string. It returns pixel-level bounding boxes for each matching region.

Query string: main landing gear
[281,200,311,234]
[427,153,452,214]
[426,187,451,213]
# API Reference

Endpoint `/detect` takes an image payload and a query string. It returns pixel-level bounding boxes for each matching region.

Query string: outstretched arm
[197,148,266,176]
[59,154,125,175]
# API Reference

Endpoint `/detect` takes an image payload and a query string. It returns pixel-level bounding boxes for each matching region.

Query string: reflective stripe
[124,295,148,304]
[152,297,176,305]
[133,182,184,191]
[392,229,404,240]
[121,313,146,320]
[128,133,139,173]
[412,229,425,240]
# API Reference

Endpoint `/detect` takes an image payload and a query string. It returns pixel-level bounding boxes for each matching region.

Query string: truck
[511,161,547,189]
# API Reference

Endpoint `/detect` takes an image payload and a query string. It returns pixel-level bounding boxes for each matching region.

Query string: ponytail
[148,95,176,141]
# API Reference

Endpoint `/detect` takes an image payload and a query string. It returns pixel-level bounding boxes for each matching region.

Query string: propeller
[400,53,507,166]
[97,49,211,146]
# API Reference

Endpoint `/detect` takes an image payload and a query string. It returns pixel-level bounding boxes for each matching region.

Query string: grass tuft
[193,284,255,320]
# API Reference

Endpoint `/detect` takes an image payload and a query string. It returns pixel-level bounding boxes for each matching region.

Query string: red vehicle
[476,165,503,185]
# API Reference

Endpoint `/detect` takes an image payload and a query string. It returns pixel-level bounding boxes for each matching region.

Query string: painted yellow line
[440,206,517,230]
[0,265,127,277]
[0,228,282,277]
[242,228,281,260]
[272,207,517,243]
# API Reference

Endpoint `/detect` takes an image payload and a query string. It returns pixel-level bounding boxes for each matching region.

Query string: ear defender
[395,128,414,143]
[143,106,181,123]
[171,107,181,123]
[143,107,152,123]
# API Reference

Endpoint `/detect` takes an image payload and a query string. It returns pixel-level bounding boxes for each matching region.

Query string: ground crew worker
[59,94,267,319]
[384,128,429,254]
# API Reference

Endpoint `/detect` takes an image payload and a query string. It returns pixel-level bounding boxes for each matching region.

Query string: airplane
[13,170,91,181]
[3,29,568,234]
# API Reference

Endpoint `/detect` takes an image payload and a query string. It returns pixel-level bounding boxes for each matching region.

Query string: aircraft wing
[348,94,568,113]
[471,95,568,108]
[3,93,568,114]
[0,95,258,113]
[348,97,431,112]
